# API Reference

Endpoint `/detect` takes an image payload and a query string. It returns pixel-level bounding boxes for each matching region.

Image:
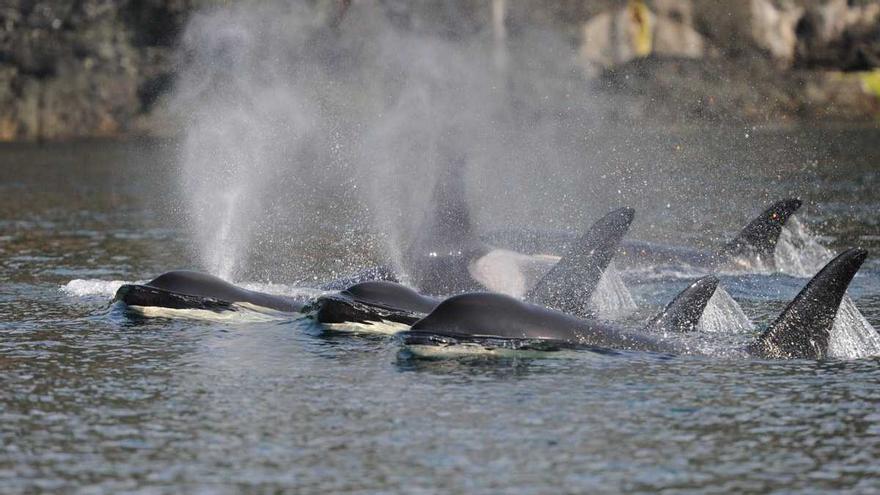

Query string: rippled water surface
[2,130,880,493]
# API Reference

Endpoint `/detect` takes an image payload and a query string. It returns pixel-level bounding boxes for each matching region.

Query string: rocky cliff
[0,0,195,141]
[1,0,878,142]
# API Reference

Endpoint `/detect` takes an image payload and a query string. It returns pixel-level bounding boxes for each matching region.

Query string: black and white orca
[114,270,306,317]
[329,160,634,299]
[400,248,868,360]
[113,205,634,327]
[305,206,635,328]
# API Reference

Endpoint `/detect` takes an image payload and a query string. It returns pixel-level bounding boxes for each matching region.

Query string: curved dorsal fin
[720,198,802,259]
[525,207,634,318]
[751,247,868,359]
[405,157,483,261]
[644,276,719,333]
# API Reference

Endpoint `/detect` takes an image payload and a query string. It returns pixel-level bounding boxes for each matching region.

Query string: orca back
[141,270,303,312]
[309,281,440,325]
[408,292,679,353]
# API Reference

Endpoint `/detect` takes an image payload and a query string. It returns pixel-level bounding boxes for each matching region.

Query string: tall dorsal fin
[401,156,489,295]
[751,247,868,359]
[719,198,802,259]
[644,276,719,333]
[405,157,483,260]
[525,207,634,318]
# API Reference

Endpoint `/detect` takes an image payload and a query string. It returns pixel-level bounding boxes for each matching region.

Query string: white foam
[61,279,135,297]
[591,263,637,320]
[828,294,880,359]
[696,286,755,334]
[468,249,533,298]
[473,253,639,321]
[623,265,710,281]
[62,278,322,301]
[468,250,557,298]
[773,216,833,277]
[239,282,327,299]
[322,319,410,335]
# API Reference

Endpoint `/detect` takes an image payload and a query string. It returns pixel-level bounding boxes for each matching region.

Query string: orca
[400,248,868,359]
[114,270,306,315]
[318,265,400,291]
[484,198,803,272]
[306,280,440,328]
[401,275,721,355]
[112,200,635,326]
[305,207,636,328]
[330,159,634,299]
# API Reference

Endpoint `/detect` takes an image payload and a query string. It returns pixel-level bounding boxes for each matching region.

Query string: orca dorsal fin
[719,198,802,259]
[644,276,719,333]
[750,247,868,359]
[524,207,634,318]
[406,157,483,261]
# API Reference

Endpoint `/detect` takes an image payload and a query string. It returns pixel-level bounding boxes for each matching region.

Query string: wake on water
[773,216,835,277]
[627,217,880,358]
[62,279,137,298]
[591,263,638,320]
[696,287,755,334]
[829,295,880,359]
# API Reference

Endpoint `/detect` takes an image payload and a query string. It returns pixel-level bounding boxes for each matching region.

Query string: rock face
[578,0,880,123]
[579,0,880,68]
[0,1,193,141]
[0,0,878,141]
[579,0,707,70]
[748,0,804,63]
[794,0,880,70]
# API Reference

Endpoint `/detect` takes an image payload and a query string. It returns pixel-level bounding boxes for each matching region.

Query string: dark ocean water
[1,129,880,493]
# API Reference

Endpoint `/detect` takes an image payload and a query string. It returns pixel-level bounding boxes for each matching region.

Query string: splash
[62,278,321,301]
[828,294,880,359]
[62,279,133,298]
[238,282,327,300]
[696,286,755,334]
[773,216,833,277]
[173,4,322,280]
[169,1,608,282]
[591,263,637,320]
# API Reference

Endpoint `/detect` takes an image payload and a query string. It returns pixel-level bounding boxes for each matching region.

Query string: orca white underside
[321,319,410,335]
[468,249,558,298]
[122,302,295,323]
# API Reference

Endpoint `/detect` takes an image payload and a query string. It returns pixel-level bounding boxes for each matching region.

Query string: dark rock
[0,0,191,141]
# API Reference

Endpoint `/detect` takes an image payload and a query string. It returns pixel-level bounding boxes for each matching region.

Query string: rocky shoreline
[1,0,878,142]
